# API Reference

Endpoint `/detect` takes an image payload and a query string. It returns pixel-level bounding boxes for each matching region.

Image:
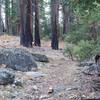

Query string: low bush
[65,40,95,61]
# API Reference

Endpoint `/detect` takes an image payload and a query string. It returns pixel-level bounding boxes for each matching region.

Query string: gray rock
[54,84,66,94]
[14,80,23,87]
[25,72,47,78]
[82,64,97,75]
[80,60,94,67]
[95,65,100,76]
[83,98,100,100]
[83,96,100,100]
[32,53,49,62]
[40,95,49,100]
[92,80,100,91]
[0,68,15,85]
[0,48,37,72]
[82,64,100,76]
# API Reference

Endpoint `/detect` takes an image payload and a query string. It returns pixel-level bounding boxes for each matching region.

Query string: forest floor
[0,35,98,100]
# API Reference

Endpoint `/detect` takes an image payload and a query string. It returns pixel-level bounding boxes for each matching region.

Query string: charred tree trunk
[51,0,59,50]
[34,0,41,46]
[20,0,33,47]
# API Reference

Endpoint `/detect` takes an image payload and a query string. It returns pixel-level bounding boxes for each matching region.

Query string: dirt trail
[0,35,82,100]
[31,47,82,100]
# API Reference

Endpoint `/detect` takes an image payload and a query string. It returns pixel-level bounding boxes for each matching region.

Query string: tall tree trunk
[20,0,33,47]
[5,0,12,34]
[19,0,25,45]
[25,0,33,47]
[63,5,69,35]
[0,0,5,33]
[11,0,19,35]
[51,0,59,50]
[34,0,41,46]
[0,0,2,33]
[16,0,20,35]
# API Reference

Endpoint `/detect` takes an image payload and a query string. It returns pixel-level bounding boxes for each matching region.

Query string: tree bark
[5,0,11,33]
[51,0,59,50]
[20,0,33,47]
[63,5,69,35]
[34,0,41,46]
[25,0,33,47]
[11,0,19,35]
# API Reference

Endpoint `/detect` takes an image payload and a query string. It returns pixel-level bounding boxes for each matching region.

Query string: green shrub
[65,31,89,44]
[65,40,96,61]
[73,40,95,60]
[64,43,75,60]
[64,2,100,61]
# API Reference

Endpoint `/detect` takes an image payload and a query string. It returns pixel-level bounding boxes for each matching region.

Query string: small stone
[14,80,22,87]
[33,85,38,90]
[69,93,78,99]
[40,95,49,99]
[59,92,65,97]
[48,86,54,94]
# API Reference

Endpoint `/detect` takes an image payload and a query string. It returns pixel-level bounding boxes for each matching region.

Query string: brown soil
[0,35,82,100]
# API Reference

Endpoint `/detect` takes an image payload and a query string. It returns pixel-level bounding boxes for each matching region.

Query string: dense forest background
[0,1,100,99]
[0,0,100,60]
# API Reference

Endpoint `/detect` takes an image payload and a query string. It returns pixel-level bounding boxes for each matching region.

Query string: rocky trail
[30,48,82,100]
[0,35,99,100]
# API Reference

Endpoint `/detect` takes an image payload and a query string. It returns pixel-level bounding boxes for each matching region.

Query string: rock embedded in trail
[0,48,37,72]
[48,86,54,94]
[83,93,100,100]
[92,79,100,92]
[14,79,23,87]
[81,62,100,76]
[25,71,47,78]
[0,68,15,85]
[82,64,96,75]
[32,53,49,62]
[79,60,94,67]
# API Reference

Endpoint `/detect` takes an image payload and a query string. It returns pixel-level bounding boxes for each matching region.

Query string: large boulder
[0,68,15,85]
[0,48,37,72]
